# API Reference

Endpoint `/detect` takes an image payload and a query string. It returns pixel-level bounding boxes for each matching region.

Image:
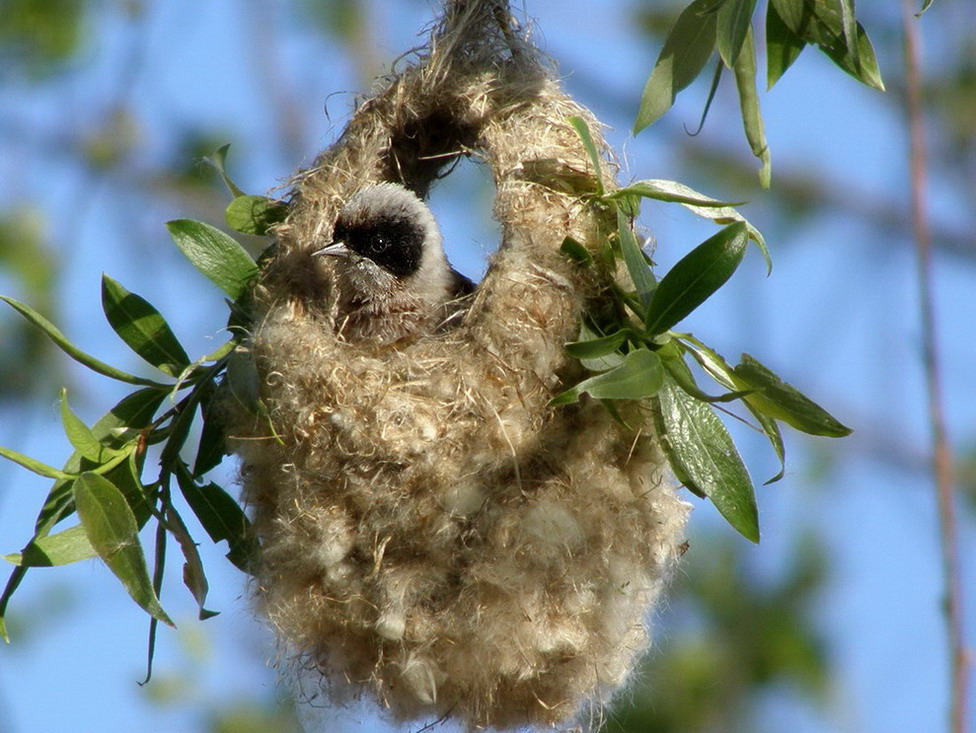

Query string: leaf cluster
[555,118,851,543]
[636,0,885,187]
[0,147,284,657]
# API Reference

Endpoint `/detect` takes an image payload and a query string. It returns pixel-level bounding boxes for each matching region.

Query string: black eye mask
[333,214,424,279]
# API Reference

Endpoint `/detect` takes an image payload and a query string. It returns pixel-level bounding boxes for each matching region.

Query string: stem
[900,5,970,732]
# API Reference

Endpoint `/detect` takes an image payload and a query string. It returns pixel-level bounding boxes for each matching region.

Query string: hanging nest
[226,1,689,729]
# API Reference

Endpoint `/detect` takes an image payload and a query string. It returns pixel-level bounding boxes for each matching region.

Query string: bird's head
[313,182,451,305]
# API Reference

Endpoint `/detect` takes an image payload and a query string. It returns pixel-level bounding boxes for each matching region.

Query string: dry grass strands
[226,1,689,729]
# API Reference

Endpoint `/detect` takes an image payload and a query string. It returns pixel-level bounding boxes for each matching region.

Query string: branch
[900,4,971,732]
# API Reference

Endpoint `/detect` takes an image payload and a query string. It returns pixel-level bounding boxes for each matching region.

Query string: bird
[312,182,475,345]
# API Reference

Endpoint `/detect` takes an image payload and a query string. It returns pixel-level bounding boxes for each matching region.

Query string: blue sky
[1,1,973,732]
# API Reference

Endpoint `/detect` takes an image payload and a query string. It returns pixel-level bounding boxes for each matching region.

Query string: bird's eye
[370,236,389,254]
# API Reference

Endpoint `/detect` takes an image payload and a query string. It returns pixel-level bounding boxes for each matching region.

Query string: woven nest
[226,2,689,729]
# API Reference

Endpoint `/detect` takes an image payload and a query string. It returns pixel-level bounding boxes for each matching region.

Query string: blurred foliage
[141,625,304,733]
[0,0,88,79]
[604,535,828,732]
[0,209,61,398]
[298,0,367,41]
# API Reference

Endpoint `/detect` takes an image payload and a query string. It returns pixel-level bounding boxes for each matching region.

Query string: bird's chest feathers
[338,288,434,344]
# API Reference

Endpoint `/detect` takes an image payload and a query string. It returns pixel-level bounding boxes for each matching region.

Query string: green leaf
[635,0,718,132]
[74,473,175,626]
[733,353,853,437]
[166,220,258,300]
[572,322,626,372]
[568,116,604,195]
[175,466,255,574]
[60,389,118,464]
[660,342,752,403]
[669,200,770,273]
[225,195,288,237]
[680,334,738,390]
[206,144,246,197]
[746,401,788,485]
[917,0,935,15]
[35,388,168,537]
[645,222,749,334]
[653,374,759,542]
[159,375,218,469]
[732,27,771,188]
[837,0,860,69]
[0,444,75,481]
[766,1,807,88]
[551,348,664,406]
[560,236,593,266]
[165,505,219,620]
[611,179,745,208]
[0,296,170,389]
[827,20,884,92]
[101,275,191,377]
[717,0,758,67]
[617,208,657,313]
[771,0,884,91]
[226,348,268,417]
[565,330,629,360]
[3,525,96,567]
[193,397,227,477]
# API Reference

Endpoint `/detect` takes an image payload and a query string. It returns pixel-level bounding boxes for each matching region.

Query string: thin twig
[900,4,970,732]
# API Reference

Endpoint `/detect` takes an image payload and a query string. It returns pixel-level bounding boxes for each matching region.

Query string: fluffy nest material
[225,1,689,729]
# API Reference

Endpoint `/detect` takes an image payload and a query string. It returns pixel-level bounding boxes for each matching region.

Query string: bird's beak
[312,242,350,258]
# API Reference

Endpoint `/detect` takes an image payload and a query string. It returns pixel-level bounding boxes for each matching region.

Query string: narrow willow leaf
[838,0,860,69]
[551,349,664,406]
[166,220,258,300]
[679,334,737,390]
[101,275,191,377]
[3,525,96,567]
[653,374,759,542]
[717,0,758,67]
[674,202,771,273]
[661,343,752,404]
[611,179,744,208]
[226,348,267,417]
[225,195,288,237]
[766,1,806,88]
[745,401,787,485]
[175,467,255,573]
[560,236,593,265]
[35,388,168,537]
[165,505,219,620]
[818,21,885,91]
[917,0,935,15]
[617,208,656,313]
[0,444,75,480]
[732,28,771,188]
[60,389,116,464]
[565,330,628,360]
[645,222,749,335]
[635,0,718,132]
[769,0,804,30]
[0,296,169,388]
[849,22,884,91]
[74,473,175,627]
[206,144,246,197]
[733,353,853,437]
[159,379,213,469]
[568,116,604,196]
[193,398,227,477]
[772,0,884,91]
[573,321,626,372]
